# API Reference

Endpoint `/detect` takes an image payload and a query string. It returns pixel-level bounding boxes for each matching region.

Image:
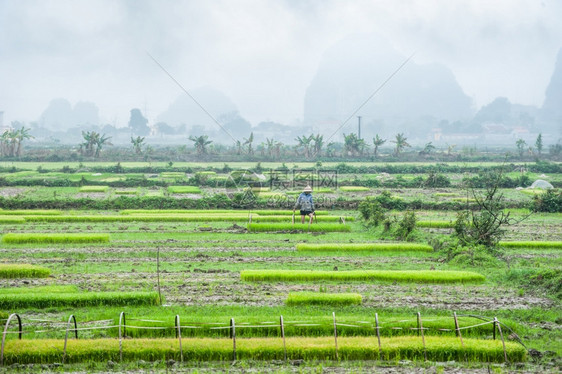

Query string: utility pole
[357,116,362,140]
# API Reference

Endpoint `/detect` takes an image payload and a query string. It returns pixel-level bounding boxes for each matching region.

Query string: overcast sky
[1,0,561,127]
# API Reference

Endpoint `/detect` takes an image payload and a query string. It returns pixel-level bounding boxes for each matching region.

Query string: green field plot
[499,241,562,249]
[1,233,110,244]
[78,186,109,192]
[0,289,160,309]
[241,270,485,283]
[296,243,433,252]
[286,292,362,306]
[340,186,370,192]
[0,336,525,364]
[253,215,353,223]
[0,209,62,215]
[416,221,455,228]
[247,223,352,232]
[167,186,202,194]
[0,216,26,224]
[0,264,51,278]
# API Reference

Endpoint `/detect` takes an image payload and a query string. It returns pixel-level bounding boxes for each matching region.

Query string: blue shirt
[295,192,314,211]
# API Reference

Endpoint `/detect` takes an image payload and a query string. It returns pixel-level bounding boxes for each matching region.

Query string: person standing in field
[293,185,315,224]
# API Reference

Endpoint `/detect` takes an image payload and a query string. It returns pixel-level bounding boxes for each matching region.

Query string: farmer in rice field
[293,185,315,224]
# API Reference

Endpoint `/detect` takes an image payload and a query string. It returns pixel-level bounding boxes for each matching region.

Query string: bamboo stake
[333,312,339,360]
[417,312,427,361]
[230,318,236,361]
[280,315,287,361]
[494,317,508,363]
[375,313,382,358]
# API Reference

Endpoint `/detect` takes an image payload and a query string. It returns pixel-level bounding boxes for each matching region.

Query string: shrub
[0,336,526,364]
[0,264,51,278]
[1,233,110,244]
[296,243,433,252]
[0,291,161,309]
[358,198,387,227]
[247,223,351,232]
[240,270,485,283]
[79,186,109,192]
[168,186,202,194]
[395,211,417,239]
[531,189,562,212]
[286,292,362,306]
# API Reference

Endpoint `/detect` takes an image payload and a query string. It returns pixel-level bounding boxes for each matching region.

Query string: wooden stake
[417,312,427,361]
[494,317,508,363]
[375,313,382,358]
[280,315,287,361]
[333,312,339,360]
[175,315,183,362]
[118,311,126,362]
[230,318,236,361]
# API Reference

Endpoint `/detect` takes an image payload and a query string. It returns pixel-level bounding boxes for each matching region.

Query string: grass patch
[22,215,251,223]
[79,186,109,192]
[0,336,526,363]
[0,264,51,278]
[434,193,458,197]
[416,221,455,228]
[340,186,370,192]
[0,291,160,309]
[499,241,562,249]
[286,292,362,306]
[119,209,329,215]
[0,285,77,295]
[247,223,351,232]
[520,189,547,195]
[167,186,201,194]
[1,233,110,244]
[296,243,433,252]
[241,270,485,283]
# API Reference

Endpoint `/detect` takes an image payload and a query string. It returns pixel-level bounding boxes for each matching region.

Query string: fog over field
[1,0,561,144]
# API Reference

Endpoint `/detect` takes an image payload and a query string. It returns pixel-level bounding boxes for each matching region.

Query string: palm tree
[80,131,97,157]
[419,142,436,156]
[295,135,313,158]
[131,136,145,154]
[372,134,386,157]
[312,134,324,157]
[189,135,213,155]
[391,133,411,155]
[343,133,367,156]
[94,133,112,158]
[243,132,254,155]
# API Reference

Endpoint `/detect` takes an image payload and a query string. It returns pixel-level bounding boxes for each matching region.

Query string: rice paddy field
[0,161,560,373]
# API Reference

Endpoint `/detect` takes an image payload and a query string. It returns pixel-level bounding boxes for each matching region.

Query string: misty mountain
[541,48,562,131]
[39,99,99,130]
[303,34,473,138]
[156,87,239,132]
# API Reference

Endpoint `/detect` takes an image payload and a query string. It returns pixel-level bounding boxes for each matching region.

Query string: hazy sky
[1,0,561,127]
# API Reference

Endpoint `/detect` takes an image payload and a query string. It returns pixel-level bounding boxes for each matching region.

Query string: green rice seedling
[434,192,458,197]
[286,188,334,195]
[520,189,546,195]
[167,186,202,194]
[253,215,354,223]
[250,187,270,192]
[247,223,351,233]
[195,171,217,176]
[499,241,562,249]
[79,185,109,192]
[114,190,138,195]
[0,210,61,215]
[254,192,287,199]
[23,215,250,223]
[452,197,477,203]
[1,233,110,244]
[160,172,186,178]
[0,336,526,364]
[296,242,433,252]
[340,186,370,192]
[0,291,160,309]
[286,292,362,306]
[0,216,26,224]
[119,209,329,215]
[0,285,78,295]
[241,270,485,283]
[416,221,455,228]
[0,264,51,279]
